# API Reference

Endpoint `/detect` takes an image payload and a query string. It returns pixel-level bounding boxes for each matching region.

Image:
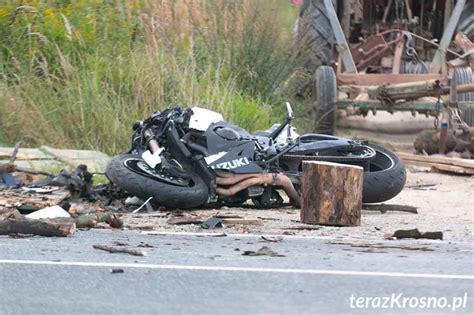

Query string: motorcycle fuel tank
[204,142,262,173]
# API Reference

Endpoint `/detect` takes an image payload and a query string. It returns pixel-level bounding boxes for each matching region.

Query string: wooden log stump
[0,217,76,237]
[301,161,363,226]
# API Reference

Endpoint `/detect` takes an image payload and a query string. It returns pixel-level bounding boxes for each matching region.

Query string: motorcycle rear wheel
[362,144,406,203]
[106,154,209,209]
[282,144,406,203]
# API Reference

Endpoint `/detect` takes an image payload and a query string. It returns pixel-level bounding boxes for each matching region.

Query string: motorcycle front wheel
[106,154,209,209]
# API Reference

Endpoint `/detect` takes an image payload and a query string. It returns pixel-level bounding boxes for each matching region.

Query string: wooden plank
[392,40,404,74]
[431,164,474,175]
[454,32,474,53]
[0,152,35,161]
[0,147,53,160]
[397,152,474,169]
[337,73,448,86]
[221,218,263,226]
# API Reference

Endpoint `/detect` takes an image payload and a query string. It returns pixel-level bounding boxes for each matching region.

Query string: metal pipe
[215,172,259,186]
[216,173,301,207]
[144,129,160,153]
[430,0,466,74]
[323,0,358,73]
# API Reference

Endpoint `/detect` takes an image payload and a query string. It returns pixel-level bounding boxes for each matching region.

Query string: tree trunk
[301,161,362,226]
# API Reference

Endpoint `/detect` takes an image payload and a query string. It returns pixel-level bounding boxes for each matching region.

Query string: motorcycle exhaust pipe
[215,171,260,185]
[215,172,301,207]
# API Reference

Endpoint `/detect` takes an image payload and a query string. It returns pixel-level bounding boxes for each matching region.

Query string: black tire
[106,154,209,209]
[453,67,474,126]
[314,65,337,134]
[363,144,407,203]
[291,0,334,98]
[297,0,334,74]
[458,0,474,41]
[281,142,406,203]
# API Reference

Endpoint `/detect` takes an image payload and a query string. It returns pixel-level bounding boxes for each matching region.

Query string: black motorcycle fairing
[204,121,253,154]
[206,141,262,173]
[166,121,218,201]
[123,157,189,187]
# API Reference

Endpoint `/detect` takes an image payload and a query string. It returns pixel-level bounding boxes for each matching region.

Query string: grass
[0,0,300,155]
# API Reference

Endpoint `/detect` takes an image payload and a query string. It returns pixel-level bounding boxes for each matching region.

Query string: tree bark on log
[76,213,123,229]
[0,217,75,237]
[93,244,146,256]
[301,161,363,226]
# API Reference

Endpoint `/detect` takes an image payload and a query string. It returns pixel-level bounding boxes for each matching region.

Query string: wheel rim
[313,145,376,160]
[123,158,190,187]
[368,150,395,172]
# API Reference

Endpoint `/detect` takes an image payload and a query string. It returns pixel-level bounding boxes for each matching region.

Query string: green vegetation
[0,0,299,155]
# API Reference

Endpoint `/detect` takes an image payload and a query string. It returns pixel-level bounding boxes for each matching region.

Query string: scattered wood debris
[76,213,123,229]
[221,218,263,226]
[166,215,264,226]
[362,204,418,214]
[329,241,433,251]
[125,223,156,230]
[260,236,283,243]
[213,212,243,219]
[1,189,71,212]
[282,225,320,231]
[387,229,443,240]
[93,244,147,256]
[242,246,285,257]
[431,164,474,175]
[0,209,75,237]
[167,216,203,225]
[397,152,474,175]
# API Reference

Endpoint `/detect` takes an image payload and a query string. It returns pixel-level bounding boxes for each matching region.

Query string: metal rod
[430,0,466,74]
[323,0,358,73]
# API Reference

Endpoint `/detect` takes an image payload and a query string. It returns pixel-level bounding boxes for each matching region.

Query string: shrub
[0,0,297,154]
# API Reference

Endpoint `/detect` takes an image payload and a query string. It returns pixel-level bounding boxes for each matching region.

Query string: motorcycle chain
[280,154,372,163]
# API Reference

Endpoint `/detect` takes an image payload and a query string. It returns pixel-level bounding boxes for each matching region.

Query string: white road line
[1,259,473,280]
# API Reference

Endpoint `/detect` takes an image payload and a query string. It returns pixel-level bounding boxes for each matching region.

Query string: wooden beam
[337,73,447,86]
[396,152,474,169]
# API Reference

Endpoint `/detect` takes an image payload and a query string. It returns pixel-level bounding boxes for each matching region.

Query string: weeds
[0,0,298,155]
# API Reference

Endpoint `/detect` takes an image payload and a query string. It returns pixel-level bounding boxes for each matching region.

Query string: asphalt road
[0,230,473,315]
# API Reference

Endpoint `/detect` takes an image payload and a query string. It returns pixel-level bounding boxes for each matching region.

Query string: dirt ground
[123,165,473,243]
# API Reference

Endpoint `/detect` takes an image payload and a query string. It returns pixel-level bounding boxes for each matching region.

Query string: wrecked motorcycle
[106,103,406,209]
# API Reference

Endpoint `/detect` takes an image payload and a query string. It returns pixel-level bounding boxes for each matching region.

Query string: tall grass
[0,0,298,155]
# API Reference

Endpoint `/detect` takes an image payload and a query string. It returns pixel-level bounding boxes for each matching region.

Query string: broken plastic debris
[21,187,60,194]
[25,205,71,220]
[125,196,144,206]
[201,217,223,229]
